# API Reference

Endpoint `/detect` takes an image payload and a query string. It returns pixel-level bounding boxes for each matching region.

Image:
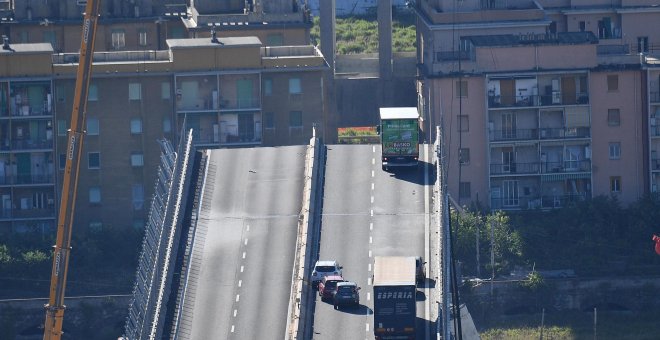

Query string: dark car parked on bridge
[333,281,360,309]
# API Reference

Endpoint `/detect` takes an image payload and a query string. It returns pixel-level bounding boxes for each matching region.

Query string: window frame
[131,153,144,167]
[111,29,126,49]
[264,112,275,129]
[610,176,621,193]
[263,78,273,96]
[289,111,303,128]
[455,80,468,98]
[609,142,621,160]
[459,148,470,165]
[89,186,101,204]
[289,78,302,95]
[608,109,620,126]
[129,83,142,100]
[88,152,100,169]
[459,182,471,199]
[458,115,469,132]
[130,118,143,134]
[87,117,99,135]
[138,30,147,47]
[607,75,618,92]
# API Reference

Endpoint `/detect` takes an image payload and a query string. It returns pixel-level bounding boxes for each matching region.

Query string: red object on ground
[654,235,660,255]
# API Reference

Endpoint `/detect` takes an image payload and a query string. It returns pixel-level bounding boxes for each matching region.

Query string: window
[161,82,171,99]
[267,34,284,46]
[89,187,101,204]
[138,30,147,46]
[264,112,275,129]
[111,29,126,49]
[131,153,144,167]
[43,31,56,49]
[458,115,469,132]
[163,117,171,133]
[87,118,99,135]
[607,75,618,91]
[129,83,141,100]
[290,111,303,128]
[57,120,68,136]
[459,182,471,199]
[88,152,100,169]
[89,222,103,232]
[132,184,144,210]
[59,154,66,170]
[459,148,470,165]
[610,176,621,192]
[638,36,649,53]
[88,83,98,101]
[263,79,273,96]
[579,21,586,32]
[608,109,620,126]
[455,80,468,98]
[609,142,621,159]
[289,78,302,94]
[130,118,143,134]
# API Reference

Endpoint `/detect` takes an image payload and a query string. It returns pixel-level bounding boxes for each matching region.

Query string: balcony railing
[490,128,537,141]
[652,159,660,171]
[0,173,55,185]
[489,93,589,108]
[651,125,660,137]
[9,139,53,150]
[220,97,261,110]
[491,192,589,210]
[490,160,591,175]
[490,127,590,141]
[651,92,660,103]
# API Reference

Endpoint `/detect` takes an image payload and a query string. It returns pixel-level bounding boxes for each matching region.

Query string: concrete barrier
[286,129,322,339]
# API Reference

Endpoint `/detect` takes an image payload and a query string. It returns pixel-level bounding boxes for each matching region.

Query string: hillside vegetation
[310,12,417,54]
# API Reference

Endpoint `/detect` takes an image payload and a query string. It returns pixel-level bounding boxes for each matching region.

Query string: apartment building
[0,36,328,235]
[1,0,311,53]
[413,0,659,209]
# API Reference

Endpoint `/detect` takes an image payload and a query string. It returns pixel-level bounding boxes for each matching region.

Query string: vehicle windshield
[325,281,339,289]
[337,286,354,294]
[316,266,335,272]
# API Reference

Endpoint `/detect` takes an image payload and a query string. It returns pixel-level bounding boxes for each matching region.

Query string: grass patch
[310,12,416,54]
[478,310,660,340]
[338,126,378,137]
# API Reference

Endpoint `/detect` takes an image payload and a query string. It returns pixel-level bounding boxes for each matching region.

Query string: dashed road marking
[371,196,374,203]
[240,266,244,273]
[242,252,246,259]
[236,294,240,302]
[246,225,250,231]
[238,280,242,287]
[368,277,372,286]
[370,222,373,230]
[369,236,372,244]
[366,323,370,331]
[372,145,376,153]
[371,183,374,190]
[244,239,248,246]
[371,170,375,177]
[233,309,237,317]
[367,293,371,301]
[368,263,372,272]
[372,158,375,165]
[231,325,235,333]
[369,250,372,258]
[370,209,374,217]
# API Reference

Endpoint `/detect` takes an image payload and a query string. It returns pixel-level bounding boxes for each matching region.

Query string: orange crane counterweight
[43,0,101,339]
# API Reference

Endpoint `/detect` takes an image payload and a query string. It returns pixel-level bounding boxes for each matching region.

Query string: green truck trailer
[379,107,421,171]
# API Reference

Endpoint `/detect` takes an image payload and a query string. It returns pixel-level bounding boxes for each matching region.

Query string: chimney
[211,25,220,44]
[2,35,10,51]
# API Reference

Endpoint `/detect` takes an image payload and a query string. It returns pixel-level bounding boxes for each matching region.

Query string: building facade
[414,0,660,209]
[0,36,328,235]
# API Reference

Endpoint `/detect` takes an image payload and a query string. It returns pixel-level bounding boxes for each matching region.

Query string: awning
[541,172,591,182]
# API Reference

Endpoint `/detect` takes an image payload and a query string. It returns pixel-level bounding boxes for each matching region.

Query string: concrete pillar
[378,0,393,81]
[319,0,336,73]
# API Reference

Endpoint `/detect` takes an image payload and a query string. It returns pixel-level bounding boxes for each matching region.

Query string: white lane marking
[242,252,246,259]
[372,145,376,153]
[244,239,248,246]
[233,309,237,317]
[236,294,240,302]
[367,292,371,301]
[371,170,374,177]
[371,196,374,203]
[368,277,372,286]
[370,222,373,230]
[369,250,372,258]
[231,325,235,333]
[240,266,244,273]
[370,209,374,217]
[369,236,372,244]
[238,280,242,287]
[368,263,372,272]
[371,183,374,190]
[372,158,375,165]
[366,323,370,331]
[247,225,250,231]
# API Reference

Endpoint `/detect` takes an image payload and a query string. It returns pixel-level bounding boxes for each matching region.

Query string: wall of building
[589,69,646,203]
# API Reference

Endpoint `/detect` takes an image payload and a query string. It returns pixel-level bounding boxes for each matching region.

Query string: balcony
[0,174,54,186]
[490,160,591,176]
[651,92,660,104]
[651,125,660,137]
[9,139,53,151]
[652,159,660,171]
[539,127,590,139]
[491,192,589,210]
[488,93,589,108]
[490,128,537,141]
[219,97,261,110]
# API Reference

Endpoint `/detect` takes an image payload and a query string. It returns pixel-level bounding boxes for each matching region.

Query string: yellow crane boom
[44,0,101,339]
